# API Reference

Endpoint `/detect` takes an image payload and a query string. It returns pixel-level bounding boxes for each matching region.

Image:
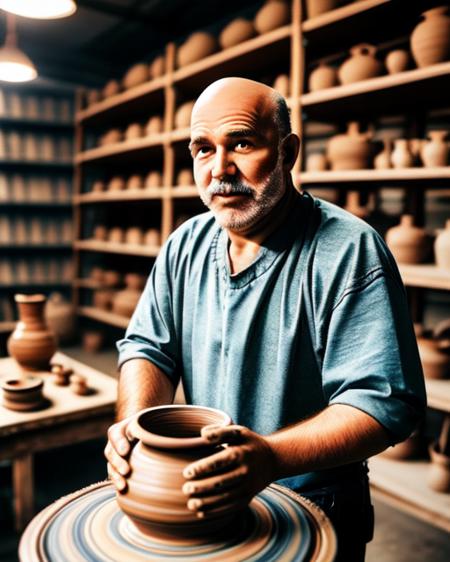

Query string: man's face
[189,88,286,232]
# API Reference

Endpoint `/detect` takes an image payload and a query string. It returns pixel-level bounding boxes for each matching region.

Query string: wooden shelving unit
[300,167,450,185]
[74,240,160,257]
[77,306,129,329]
[398,265,450,292]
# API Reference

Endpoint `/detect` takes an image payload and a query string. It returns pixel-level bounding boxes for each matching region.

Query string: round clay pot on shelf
[149,55,165,79]
[176,168,194,186]
[305,0,342,19]
[103,270,122,288]
[177,32,217,68]
[102,79,120,99]
[93,225,108,241]
[107,176,126,191]
[144,228,161,247]
[175,100,195,129]
[122,63,149,90]
[145,171,162,188]
[126,174,143,190]
[125,227,144,245]
[305,152,328,172]
[90,267,105,283]
[272,73,290,97]
[254,0,290,35]
[308,62,338,92]
[116,404,244,538]
[344,191,368,219]
[145,115,163,136]
[435,219,450,269]
[112,273,146,317]
[391,139,414,168]
[385,215,430,264]
[421,130,449,167]
[385,49,410,74]
[99,128,122,146]
[338,43,384,85]
[0,375,44,411]
[374,138,392,169]
[45,293,76,345]
[125,123,143,141]
[219,18,255,49]
[428,441,450,493]
[108,227,124,244]
[91,180,105,193]
[410,6,450,68]
[326,121,375,170]
[7,294,57,371]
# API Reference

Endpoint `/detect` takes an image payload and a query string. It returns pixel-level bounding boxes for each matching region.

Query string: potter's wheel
[19,482,336,562]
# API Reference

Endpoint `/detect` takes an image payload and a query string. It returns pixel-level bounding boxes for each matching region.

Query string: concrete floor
[1,345,448,561]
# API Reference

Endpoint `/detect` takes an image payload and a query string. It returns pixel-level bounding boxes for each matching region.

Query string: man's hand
[182,424,277,518]
[104,416,135,492]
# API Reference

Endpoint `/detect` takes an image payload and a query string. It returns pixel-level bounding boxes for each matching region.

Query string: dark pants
[295,467,374,562]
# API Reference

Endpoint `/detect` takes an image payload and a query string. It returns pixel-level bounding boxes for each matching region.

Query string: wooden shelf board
[77,306,129,329]
[300,167,450,184]
[398,264,450,291]
[76,135,165,164]
[171,186,198,198]
[74,188,165,204]
[302,0,390,32]
[369,456,450,533]
[0,117,73,128]
[0,321,15,333]
[0,201,72,207]
[0,244,71,250]
[170,128,191,143]
[0,160,72,169]
[0,282,70,289]
[73,278,104,289]
[426,379,450,413]
[74,240,159,257]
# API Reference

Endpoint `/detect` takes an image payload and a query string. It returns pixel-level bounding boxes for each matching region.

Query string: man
[105,77,426,561]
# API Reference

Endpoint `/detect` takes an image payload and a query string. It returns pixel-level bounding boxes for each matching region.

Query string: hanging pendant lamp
[0,1,77,19]
[0,14,37,82]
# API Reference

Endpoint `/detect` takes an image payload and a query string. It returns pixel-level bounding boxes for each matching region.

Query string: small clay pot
[306,0,342,18]
[99,129,122,146]
[90,267,104,283]
[0,376,44,411]
[82,331,103,353]
[50,364,73,386]
[272,74,290,97]
[345,191,368,219]
[125,227,144,245]
[144,228,161,247]
[309,63,338,92]
[327,122,375,170]
[70,374,88,396]
[145,115,163,136]
[122,63,149,90]
[93,289,115,310]
[385,215,430,264]
[175,101,195,129]
[93,225,108,241]
[91,180,105,193]
[87,89,100,106]
[145,171,162,188]
[103,270,121,287]
[177,32,217,67]
[254,0,290,34]
[219,18,255,49]
[126,174,143,190]
[374,139,392,169]
[305,153,328,171]
[125,123,143,141]
[176,168,194,186]
[338,44,384,85]
[385,49,410,74]
[421,130,449,167]
[102,80,121,99]
[391,139,414,168]
[150,55,165,79]
[417,335,450,379]
[435,219,450,269]
[428,441,450,493]
[107,176,126,191]
[108,227,124,244]
[411,6,450,68]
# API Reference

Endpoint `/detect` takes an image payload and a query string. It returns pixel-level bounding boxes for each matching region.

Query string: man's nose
[211,147,236,179]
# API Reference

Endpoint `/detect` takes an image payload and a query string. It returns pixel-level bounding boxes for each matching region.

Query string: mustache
[206,181,254,197]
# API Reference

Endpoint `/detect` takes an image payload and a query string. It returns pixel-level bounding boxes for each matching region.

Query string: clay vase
[108,176,126,191]
[435,219,450,269]
[116,404,245,539]
[0,375,44,411]
[305,152,328,171]
[91,180,105,193]
[254,0,290,34]
[145,171,162,188]
[112,273,146,317]
[385,215,430,264]
[428,441,450,493]
[93,225,108,241]
[177,32,218,68]
[374,139,392,169]
[306,0,342,18]
[338,44,384,85]
[123,63,149,89]
[219,18,255,49]
[327,122,375,170]
[108,227,124,244]
[125,123,143,141]
[45,293,76,344]
[150,55,165,79]
[308,63,338,92]
[145,115,163,136]
[126,174,143,190]
[272,73,290,97]
[176,168,194,186]
[175,100,195,129]
[391,139,414,168]
[417,335,450,379]
[102,79,120,98]
[8,294,57,371]
[411,6,450,68]
[125,226,144,245]
[421,130,449,167]
[385,49,410,74]
[103,270,122,288]
[145,228,161,247]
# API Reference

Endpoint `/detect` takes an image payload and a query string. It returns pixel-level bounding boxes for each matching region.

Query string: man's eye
[198,146,212,155]
[235,141,252,151]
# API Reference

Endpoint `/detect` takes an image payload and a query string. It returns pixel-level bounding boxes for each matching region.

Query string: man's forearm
[266,404,391,480]
[117,358,175,420]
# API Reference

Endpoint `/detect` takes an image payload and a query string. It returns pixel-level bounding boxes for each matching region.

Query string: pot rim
[14,294,46,304]
[128,404,232,449]
[0,375,43,392]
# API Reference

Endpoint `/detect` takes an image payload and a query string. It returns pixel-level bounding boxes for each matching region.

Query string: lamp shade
[0,44,37,82]
[0,1,77,19]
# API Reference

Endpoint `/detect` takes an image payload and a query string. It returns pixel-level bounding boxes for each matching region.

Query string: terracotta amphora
[219,18,255,49]
[391,139,414,168]
[327,121,375,170]
[308,62,338,92]
[411,6,450,68]
[116,404,251,539]
[428,441,450,493]
[421,130,449,167]
[385,49,410,74]
[306,0,343,19]
[385,215,430,264]
[435,219,450,269]
[338,44,384,85]
[374,139,392,169]
[254,0,290,34]
[8,294,57,370]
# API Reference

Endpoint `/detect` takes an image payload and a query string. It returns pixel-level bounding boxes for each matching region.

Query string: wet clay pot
[411,6,450,68]
[306,0,342,18]
[272,73,290,97]
[123,63,149,90]
[116,405,242,539]
[219,18,255,49]
[421,130,449,167]
[385,49,410,74]
[112,273,146,317]
[435,219,450,269]
[177,32,218,68]
[308,62,338,92]
[45,293,76,344]
[428,441,450,493]
[254,0,290,34]
[326,121,375,170]
[385,215,430,264]
[338,44,384,85]
[391,139,414,168]
[175,101,195,129]
[8,294,57,371]
[0,375,44,411]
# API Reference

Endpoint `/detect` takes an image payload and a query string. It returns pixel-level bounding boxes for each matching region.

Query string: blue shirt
[117,191,426,489]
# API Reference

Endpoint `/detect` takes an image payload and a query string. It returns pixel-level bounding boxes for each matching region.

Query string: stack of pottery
[309,63,338,92]
[175,101,195,129]
[45,293,76,344]
[112,273,146,317]
[122,63,149,90]
[177,32,217,67]
[254,0,290,34]
[338,44,384,84]
[272,74,290,97]
[421,131,449,167]
[417,320,450,380]
[385,49,410,74]
[410,6,450,68]
[435,219,450,269]
[326,122,375,170]
[306,0,343,18]
[219,18,255,49]
[385,215,430,264]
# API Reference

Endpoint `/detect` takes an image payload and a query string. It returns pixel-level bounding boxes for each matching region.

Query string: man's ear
[281,134,300,170]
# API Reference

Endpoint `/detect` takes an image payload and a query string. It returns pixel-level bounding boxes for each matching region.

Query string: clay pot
[306,0,342,18]
[428,441,450,493]
[8,294,57,371]
[103,270,122,287]
[308,63,338,92]
[90,267,104,283]
[254,0,290,34]
[91,180,105,193]
[93,225,108,241]
[176,168,194,186]
[82,331,103,353]
[123,63,149,90]
[326,122,375,170]
[125,227,144,245]
[272,74,290,97]
[45,293,76,344]
[391,139,414,168]
[99,128,122,146]
[112,273,146,317]
[305,153,328,171]
[108,227,124,244]
[116,405,241,538]
[219,18,255,49]
[0,375,44,411]
[50,364,72,386]
[125,123,143,141]
[177,32,218,68]
[175,101,195,129]
[145,228,161,247]
[417,336,450,379]
[421,130,449,167]
[374,139,392,169]
[385,49,410,74]
[385,215,430,264]
[338,44,384,85]
[87,89,100,106]
[150,55,165,79]
[70,374,88,396]
[411,6,450,68]
[345,191,368,219]
[126,174,143,190]
[93,290,114,310]
[145,115,163,136]
[102,80,121,98]
[435,219,450,269]
[107,176,126,191]
[145,171,162,188]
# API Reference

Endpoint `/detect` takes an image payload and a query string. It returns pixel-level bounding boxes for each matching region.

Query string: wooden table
[0,352,117,532]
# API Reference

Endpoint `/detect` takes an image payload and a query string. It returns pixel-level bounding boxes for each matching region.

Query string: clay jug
[305,152,328,171]
[327,122,374,170]
[8,294,57,370]
[109,227,124,244]
[177,32,217,68]
[385,49,410,74]
[123,63,149,89]
[385,215,430,264]
[145,115,163,136]
[176,168,194,186]
[112,273,146,317]
[435,219,450,269]
[116,405,247,538]
[45,293,76,344]
[107,176,126,191]
[306,0,342,18]
[308,62,338,92]
[145,228,161,247]
[219,18,255,49]
[374,139,392,169]
[126,174,143,190]
[145,170,162,188]
[338,44,384,85]
[421,130,449,167]
[391,139,414,168]
[428,442,450,493]
[273,73,290,97]
[175,100,195,129]
[125,123,143,141]
[254,0,290,34]
[125,226,144,245]
[102,79,120,98]
[150,55,165,79]
[411,6,450,68]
